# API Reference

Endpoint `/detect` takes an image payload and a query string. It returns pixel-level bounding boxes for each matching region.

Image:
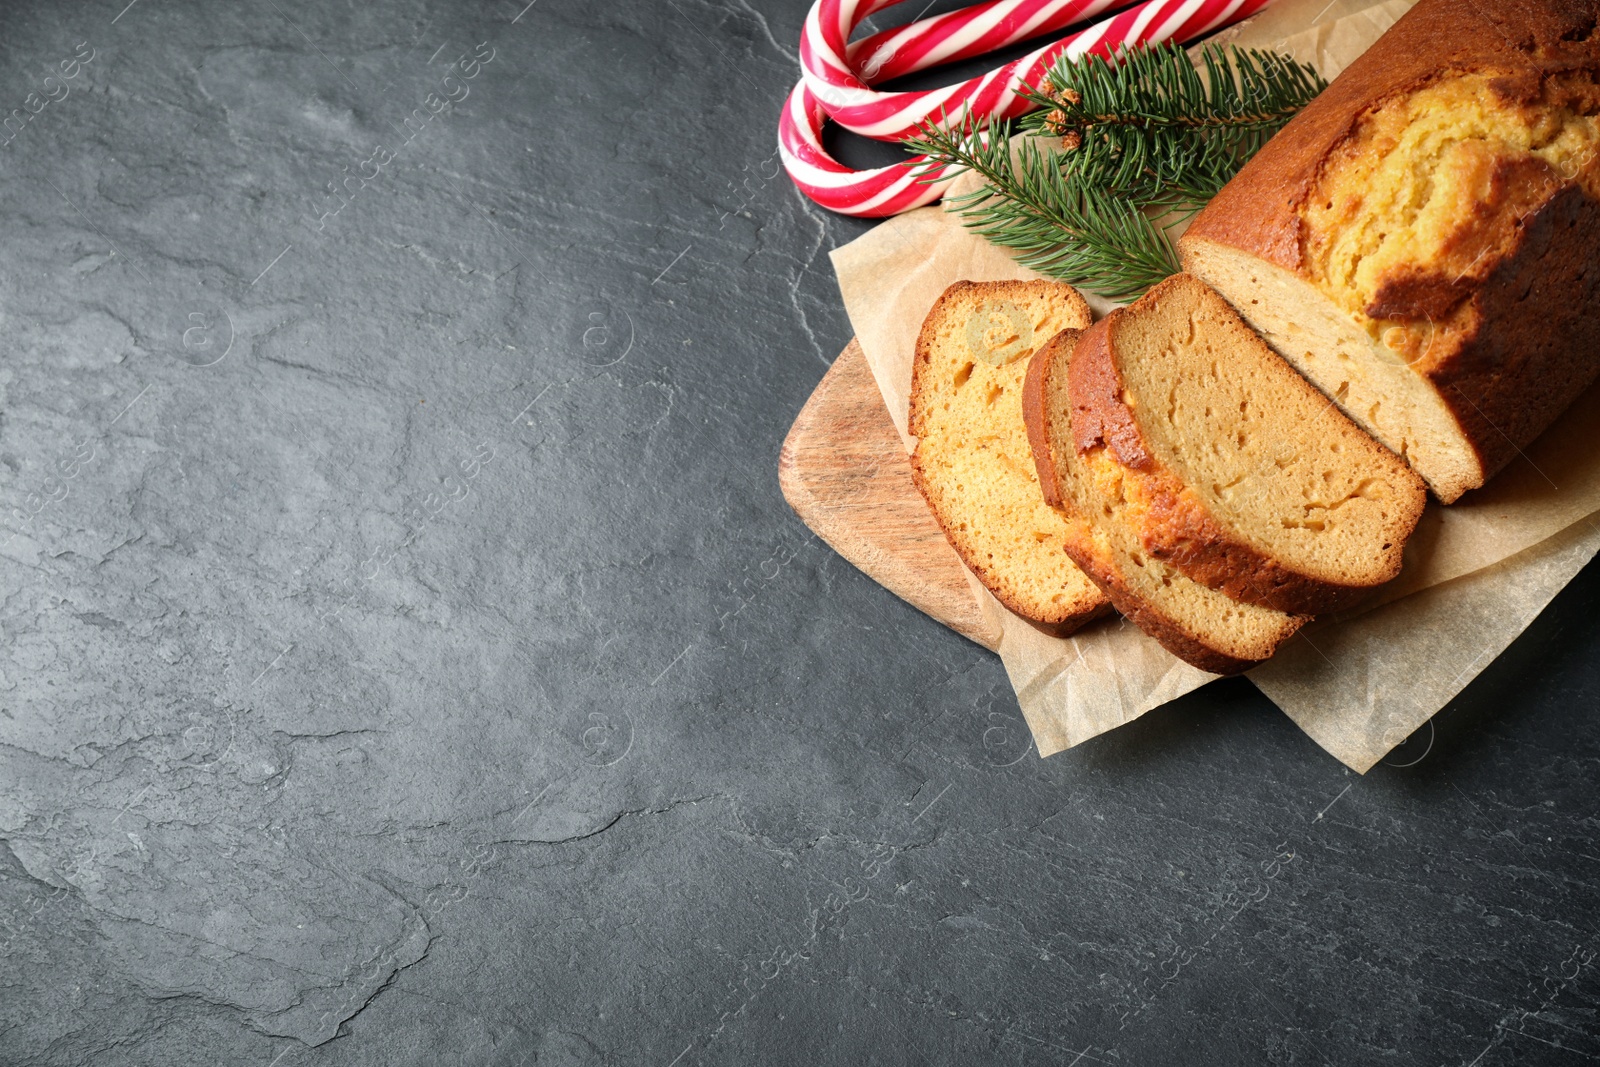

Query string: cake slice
[908,280,1111,636]
[1023,329,1307,674]
[1068,274,1427,614]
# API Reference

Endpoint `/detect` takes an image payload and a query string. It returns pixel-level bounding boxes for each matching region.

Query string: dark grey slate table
[1,1,1596,1064]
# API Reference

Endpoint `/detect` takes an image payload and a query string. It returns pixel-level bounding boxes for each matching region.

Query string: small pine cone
[1043,109,1069,134]
[1060,130,1083,151]
[1061,88,1082,106]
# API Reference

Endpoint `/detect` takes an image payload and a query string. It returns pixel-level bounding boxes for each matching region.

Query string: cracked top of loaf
[1304,69,1600,369]
[1186,0,1600,365]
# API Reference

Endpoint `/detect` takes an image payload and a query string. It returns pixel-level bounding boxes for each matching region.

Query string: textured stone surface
[1,1,1598,1064]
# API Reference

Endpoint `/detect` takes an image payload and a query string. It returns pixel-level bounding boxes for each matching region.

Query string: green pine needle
[903,41,1326,300]
[909,116,1180,301]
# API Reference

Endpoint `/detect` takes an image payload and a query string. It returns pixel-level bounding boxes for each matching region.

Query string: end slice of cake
[1023,329,1307,674]
[1067,274,1427,615]
[908,280,1111,636]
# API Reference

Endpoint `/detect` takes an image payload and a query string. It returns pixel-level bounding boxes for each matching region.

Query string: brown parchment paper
[827,0,1600,771]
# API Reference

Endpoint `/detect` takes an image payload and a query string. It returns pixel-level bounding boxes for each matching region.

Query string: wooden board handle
[779,340,1001,650]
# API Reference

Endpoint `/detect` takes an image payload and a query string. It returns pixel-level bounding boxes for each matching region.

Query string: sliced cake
[1068,274,1427,615]
[1023,329,1307,674]
[908,280,1111,636]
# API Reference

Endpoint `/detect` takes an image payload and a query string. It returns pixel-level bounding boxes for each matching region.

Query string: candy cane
[780,0,1277,217]
[780,81,944,217]
[804,0,1130,139]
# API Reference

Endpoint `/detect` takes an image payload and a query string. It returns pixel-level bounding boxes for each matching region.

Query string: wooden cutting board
[779,340,1002,650]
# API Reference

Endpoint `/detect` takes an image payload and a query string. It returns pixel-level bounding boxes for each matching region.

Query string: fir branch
[903,41,1326,299]
[907,116,1179,300]
[1022,41,1326,202]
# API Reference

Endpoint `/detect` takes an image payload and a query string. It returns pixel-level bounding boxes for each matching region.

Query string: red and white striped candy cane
[780,0,1276,217]
[803,0,1128,140]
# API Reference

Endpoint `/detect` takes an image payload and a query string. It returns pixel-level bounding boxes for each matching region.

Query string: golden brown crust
[1023,605,1114,639]
[1063,277,1421,614]
[1064,309,1151,467]
[1024,332,1305,675]
[1021,327,1083,507]
[1436,183,1600,485]
[1182,0,1600,494]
